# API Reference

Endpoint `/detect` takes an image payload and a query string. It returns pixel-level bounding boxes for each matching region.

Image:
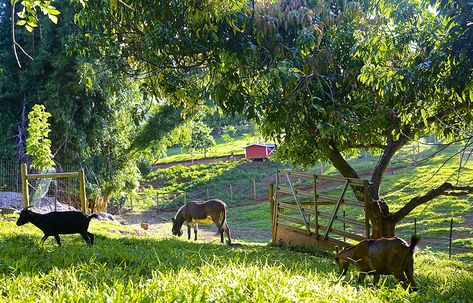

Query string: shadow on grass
[2,233,473,302]
[0,233,335,277]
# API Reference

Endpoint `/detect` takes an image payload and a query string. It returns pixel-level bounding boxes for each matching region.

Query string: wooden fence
[270,169,370,250]
[20,163,87,212]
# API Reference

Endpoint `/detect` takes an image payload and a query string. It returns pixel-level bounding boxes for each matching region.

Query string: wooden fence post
[79,168,87,213]
[449,217,453,259]
[269,183,275,243]
[21,163,29,208]
[414,218,417,235]
[313,174,318,239]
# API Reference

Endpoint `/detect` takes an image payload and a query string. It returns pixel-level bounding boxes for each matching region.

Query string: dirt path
[121,209,270,243]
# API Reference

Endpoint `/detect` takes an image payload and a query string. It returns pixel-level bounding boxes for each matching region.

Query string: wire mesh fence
[0,161,82,210]
[130,178,273,211]
[0,160,20,192]
[396,216,473,258]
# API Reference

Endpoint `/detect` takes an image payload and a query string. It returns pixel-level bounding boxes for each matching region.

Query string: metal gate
[270,169,370,250]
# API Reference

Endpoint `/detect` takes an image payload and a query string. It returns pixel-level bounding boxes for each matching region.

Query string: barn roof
[244,143,276,148]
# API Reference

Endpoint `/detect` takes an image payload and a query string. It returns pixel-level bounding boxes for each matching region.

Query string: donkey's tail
[217,205,227,235]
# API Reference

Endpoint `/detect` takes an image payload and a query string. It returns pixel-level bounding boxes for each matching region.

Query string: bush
[137,157,153,177]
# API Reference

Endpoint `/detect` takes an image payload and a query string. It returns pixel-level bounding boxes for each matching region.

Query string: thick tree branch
[422,105,473,127]
[325,141,360,179]
[370,135,408,201]
[372,104,473,201]
[392,183,473,223]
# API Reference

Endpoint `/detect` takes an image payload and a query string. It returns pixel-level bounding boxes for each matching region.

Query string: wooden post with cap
[21,163,29,208]
[79,168,87,213]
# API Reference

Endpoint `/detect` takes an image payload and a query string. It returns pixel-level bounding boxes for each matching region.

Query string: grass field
[1,215,473,303]
[156,136,260,164]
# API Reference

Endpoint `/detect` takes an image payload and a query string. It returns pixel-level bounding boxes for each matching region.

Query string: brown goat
[335,235,420,291]
[171,199,232,244]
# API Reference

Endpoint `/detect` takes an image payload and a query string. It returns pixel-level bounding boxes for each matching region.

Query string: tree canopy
[1,1,185,200]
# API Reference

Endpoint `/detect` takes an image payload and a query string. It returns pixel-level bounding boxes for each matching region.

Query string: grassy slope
[1,216,472,303]
[145,141,472,254]
[9,140,465,302]
[156,136,259,163]
[140,159,289,209]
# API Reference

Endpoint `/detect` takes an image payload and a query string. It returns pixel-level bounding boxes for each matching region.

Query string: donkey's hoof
[226,240,232,246]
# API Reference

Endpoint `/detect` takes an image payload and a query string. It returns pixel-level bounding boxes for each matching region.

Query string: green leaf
[110,0,118,11]
[48,9,61,16]
[48,14,58,24]
[420,108,428,126]
[17,10,26,19]
[16,20,27,26]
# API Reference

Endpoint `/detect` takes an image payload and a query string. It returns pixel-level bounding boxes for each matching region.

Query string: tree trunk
[325,141,401,238]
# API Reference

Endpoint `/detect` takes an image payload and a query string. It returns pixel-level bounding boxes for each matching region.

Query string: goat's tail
[88,213,99,220]
[409,235,420,254]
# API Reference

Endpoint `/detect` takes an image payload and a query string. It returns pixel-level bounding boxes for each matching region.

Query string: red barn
[244,143,276,160]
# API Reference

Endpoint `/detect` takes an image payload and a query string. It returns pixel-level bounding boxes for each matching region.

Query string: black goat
[16,208,99,246]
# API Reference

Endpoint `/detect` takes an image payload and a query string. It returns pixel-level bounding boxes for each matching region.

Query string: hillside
[155,136,257,164]
[135,140,473,258]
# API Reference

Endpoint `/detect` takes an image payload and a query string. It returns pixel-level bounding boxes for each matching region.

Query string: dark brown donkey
[171,199,232,244]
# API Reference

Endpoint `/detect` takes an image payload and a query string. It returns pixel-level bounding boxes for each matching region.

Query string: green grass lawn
[1,215,472,303]
[156,136,262,164]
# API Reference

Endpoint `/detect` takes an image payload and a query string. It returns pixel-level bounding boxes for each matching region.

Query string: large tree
[1,1,184,201]
[48,0,473,236]
[235,0,473,236]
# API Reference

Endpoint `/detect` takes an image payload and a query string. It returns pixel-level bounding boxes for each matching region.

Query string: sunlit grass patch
[2,216,473,303]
